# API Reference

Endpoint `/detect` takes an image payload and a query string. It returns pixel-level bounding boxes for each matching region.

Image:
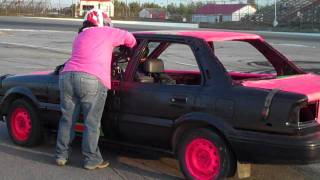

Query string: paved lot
[0,120,318,180]
[0,122,183,180]
[0,16,320,180]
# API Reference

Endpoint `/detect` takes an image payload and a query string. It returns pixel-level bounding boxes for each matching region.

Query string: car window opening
[134,41,203,86]
[211,40,302,84]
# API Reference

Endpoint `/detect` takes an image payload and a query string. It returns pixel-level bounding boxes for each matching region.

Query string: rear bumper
[229,129,320,164]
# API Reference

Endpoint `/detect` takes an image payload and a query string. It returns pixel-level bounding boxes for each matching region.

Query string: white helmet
[84,8,113,27]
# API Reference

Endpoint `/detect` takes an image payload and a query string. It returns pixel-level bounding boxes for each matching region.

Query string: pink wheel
[7,99,43,146]
[185,138,221,180]
[10,107,32,141]
[178,128,236,180]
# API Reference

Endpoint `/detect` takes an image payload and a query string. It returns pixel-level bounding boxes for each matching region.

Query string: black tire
[6,99,43,147]
[177,128,236,180]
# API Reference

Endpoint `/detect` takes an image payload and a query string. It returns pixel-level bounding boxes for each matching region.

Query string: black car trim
[39,102,60,111]
[120,114,173,127]
[229,129,320,148]
[228,129,320,164]
[100,138,174,155]
[0,95,3,118]
[261,88,280,121]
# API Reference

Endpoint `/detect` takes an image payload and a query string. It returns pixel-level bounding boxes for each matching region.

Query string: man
[55,9,136,170]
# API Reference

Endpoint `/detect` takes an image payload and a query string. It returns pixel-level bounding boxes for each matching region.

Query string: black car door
[117,39,205,148]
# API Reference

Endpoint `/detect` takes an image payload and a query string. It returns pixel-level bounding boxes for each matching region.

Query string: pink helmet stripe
[84,9,112,27]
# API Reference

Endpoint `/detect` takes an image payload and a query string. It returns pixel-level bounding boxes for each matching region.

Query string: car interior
[132,41,202,86]
[129,40,278,85]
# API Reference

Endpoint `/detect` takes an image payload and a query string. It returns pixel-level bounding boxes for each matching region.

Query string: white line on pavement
[271,43,317,48]
[0,28,74,33]
[0,142,54,158]
[173,61,198,67]
[253,30,320,37]
[0,122,54,158]
[0,41,70,54]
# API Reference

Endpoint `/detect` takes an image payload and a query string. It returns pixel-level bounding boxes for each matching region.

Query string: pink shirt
[62,26,136,89]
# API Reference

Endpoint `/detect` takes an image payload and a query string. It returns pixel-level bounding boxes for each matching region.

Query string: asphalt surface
[0,16,320,180]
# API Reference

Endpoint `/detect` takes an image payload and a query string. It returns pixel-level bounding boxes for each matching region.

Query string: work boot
[56,158,67,166]
[84,161,110,170]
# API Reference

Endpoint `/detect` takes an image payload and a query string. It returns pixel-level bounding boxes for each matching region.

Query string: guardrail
[25,17,199,28]
[10,16,320,39]
[113,20,199,28]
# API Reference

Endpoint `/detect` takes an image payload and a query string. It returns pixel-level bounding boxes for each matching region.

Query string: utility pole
[166,0,168,19]
[71,0,74,17]
[273,0,278,27]
[128,0,130,17]
[125,0,128,17]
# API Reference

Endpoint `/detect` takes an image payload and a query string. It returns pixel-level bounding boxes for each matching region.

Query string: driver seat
[144,59,175,84]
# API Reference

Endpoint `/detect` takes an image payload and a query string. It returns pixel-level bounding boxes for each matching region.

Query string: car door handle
[170,96,188,104]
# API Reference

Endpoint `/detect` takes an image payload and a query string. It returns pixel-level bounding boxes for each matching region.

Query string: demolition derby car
[1,31,320,179]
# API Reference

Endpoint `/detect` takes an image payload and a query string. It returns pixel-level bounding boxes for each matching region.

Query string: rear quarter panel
[224,86,307,134]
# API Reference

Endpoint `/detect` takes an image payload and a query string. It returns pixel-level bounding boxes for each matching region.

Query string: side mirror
[54,64,65,75]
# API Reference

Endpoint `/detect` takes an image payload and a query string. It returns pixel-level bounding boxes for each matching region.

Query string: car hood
[26,70,54,75]
[2,70,55,86]
[242,73,320,102]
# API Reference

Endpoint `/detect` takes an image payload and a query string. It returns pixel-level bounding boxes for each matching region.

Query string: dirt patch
[0,31,9,36]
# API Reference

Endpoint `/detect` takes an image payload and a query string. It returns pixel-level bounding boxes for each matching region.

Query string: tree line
[113,0,203,20]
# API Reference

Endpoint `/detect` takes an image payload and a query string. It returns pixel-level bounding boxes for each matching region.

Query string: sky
[53,0,271,8]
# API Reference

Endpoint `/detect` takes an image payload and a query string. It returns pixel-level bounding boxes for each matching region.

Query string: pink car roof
[134,31,264,42]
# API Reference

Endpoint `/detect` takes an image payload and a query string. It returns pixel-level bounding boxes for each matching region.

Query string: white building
[192,4,256,23]
[78,0,114,17]
[139,8,169,20]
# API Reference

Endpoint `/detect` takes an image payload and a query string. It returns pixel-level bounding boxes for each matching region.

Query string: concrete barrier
[113,20,199,28]
[249,30,320,38]
[25,17,199,28]
[22,16,320,38]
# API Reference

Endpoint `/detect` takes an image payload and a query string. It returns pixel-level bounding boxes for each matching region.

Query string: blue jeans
[55,72,108,166]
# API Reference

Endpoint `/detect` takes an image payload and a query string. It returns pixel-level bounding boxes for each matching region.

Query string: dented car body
[1,31,320,179]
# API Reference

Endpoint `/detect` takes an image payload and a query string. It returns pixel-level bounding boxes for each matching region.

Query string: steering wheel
[112,45,131,63]
[112,46,131,79]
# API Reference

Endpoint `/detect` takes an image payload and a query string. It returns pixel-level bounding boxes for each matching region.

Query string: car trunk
[242,74,320,102]
[242,73,320,123]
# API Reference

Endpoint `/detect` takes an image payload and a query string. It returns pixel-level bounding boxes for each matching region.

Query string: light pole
[58,0,61,15]
[71,0,74,17]
[166,0,168,19]
[125,0,128,17]
[273,0,278,27]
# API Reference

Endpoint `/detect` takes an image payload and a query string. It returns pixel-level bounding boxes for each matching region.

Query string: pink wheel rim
[10,107,32,141]
[185,138,221,180]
